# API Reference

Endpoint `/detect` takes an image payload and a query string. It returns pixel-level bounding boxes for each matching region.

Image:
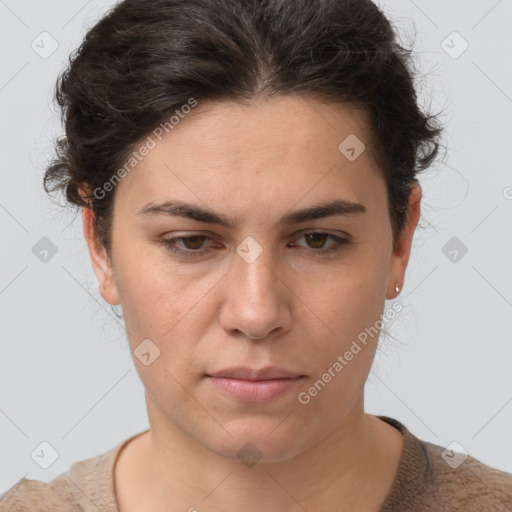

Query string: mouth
[205,366,306,403]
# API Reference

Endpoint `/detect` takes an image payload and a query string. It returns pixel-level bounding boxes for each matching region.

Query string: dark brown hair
[44,0,442,258]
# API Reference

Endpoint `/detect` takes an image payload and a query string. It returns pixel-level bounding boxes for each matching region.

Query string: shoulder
[0,473,78,511]
[422,439,512,511]
[378,416,512,512]
[0,433,137,512]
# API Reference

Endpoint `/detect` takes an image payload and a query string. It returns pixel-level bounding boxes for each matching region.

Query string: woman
[2,0,511,510]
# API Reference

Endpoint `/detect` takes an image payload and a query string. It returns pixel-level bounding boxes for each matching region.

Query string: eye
[290,231,351,256]
[159,231,351,259]
[159,234,213,257]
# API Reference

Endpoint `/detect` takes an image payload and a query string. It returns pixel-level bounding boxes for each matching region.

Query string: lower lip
[206,376,304,403]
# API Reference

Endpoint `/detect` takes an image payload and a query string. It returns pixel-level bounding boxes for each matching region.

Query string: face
[82,94,419,463]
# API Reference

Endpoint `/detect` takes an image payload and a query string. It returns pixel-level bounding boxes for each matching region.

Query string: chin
[203,419,308,465]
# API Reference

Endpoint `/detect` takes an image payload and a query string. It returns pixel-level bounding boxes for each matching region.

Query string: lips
[206,366,304,381]
[205,368,305,403]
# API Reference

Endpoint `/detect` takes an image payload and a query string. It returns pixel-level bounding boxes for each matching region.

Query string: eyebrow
[137,198,367,228]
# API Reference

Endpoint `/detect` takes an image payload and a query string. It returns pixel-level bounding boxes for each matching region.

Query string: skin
[80,94,421,512]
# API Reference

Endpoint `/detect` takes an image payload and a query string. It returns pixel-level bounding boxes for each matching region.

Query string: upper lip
[207,366,304,380]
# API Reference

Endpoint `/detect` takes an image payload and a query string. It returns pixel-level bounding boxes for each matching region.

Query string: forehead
[151,95,375,165]
[114,94,384,216]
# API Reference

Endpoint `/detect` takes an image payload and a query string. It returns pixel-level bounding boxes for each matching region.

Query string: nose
[219,245,292,341]
[246,332,267,340]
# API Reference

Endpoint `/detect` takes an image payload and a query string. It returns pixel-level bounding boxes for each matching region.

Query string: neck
[115,396,402,512]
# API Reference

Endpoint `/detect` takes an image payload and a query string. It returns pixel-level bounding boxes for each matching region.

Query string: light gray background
[1,0,511,494]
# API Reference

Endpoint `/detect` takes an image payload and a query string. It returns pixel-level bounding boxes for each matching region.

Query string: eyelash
[159,231,351,258]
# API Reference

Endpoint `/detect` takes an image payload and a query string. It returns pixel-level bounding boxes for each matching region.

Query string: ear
[386,182,422,300]
[79,185,121,306]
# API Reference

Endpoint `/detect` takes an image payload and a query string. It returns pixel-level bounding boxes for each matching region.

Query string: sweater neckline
[81,416,425,512]
[376,415,429,511]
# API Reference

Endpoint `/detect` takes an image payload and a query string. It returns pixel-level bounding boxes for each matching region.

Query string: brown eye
[180,235,207,250]
[290,231,351,256]
[304,232,329,249]
[160,234,214,257]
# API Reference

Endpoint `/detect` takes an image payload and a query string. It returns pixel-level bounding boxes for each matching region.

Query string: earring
[395,281,401,294]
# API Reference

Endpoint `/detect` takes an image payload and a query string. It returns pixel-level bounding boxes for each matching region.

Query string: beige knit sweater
[1,416,511,511]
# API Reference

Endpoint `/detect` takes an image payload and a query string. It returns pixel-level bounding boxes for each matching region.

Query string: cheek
[305,252,388,379]
[318,255,388,334]
[115,260,205,409]
[296,283,384,419]
[113,248,216,374]
[113,246,194,334]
